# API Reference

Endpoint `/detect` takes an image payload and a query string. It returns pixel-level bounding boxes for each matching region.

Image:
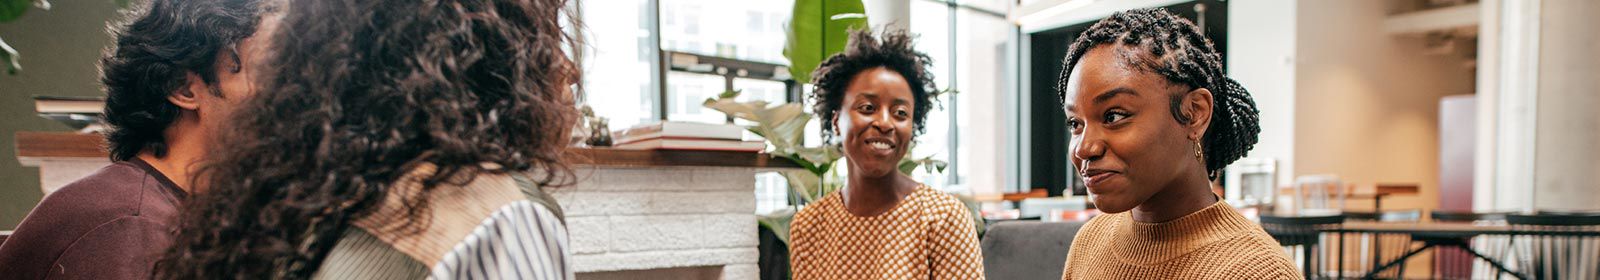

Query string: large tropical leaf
[784,0,867,84]
[0,0,30,23]
[757,208,797,244]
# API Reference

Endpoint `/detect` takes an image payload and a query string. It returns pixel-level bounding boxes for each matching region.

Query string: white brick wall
[555,166,764,279]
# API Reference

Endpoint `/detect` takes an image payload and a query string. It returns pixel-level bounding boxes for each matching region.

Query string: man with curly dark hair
[156,0,583,278]
[789,29,985,279]
[0,0,281,279]
[1056,8,1297,279]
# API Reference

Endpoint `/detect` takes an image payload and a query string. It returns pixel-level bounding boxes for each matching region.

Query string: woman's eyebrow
[1092,87,1138,104]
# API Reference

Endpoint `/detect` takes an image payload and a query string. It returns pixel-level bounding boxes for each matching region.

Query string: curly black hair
[99,0,269,162]
[156,0,582,278]
[810,29,938,142]
[1056,8,1260,179]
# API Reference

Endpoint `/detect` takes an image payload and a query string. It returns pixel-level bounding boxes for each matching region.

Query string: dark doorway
[1028,1,1228,196]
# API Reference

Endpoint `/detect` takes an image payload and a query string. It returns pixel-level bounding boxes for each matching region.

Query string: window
[580,0,654,129]
[577,0,1021,212]
[660,0,793,64]
[909,0,955,189]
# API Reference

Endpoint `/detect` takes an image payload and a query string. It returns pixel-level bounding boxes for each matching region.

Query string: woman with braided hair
[1057,8,1298,279]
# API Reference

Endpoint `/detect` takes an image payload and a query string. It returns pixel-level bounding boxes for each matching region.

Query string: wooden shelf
[16,132,800,169]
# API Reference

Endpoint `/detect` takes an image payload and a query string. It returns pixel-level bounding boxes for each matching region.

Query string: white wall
[1227,0,1297,186]
[1293,0,1475,215]
[0,1,122,228]
[1532,0,1600,210]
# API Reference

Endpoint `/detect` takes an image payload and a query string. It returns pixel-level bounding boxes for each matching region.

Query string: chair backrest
[1505,213,1600,279]
[1344,209,1422,222]
[980,221,1085,280]
[1259,214,1344,246]
[1430,210,1509,223]
[1293,175,1344,215]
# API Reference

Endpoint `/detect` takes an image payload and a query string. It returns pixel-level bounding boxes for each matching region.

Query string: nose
[868,109,895,133]
[1072,129,1105,163]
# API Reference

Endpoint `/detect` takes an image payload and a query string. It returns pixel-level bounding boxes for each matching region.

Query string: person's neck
[1131,169,1218,223]
[136,120,204,194]
[842,166,918,217]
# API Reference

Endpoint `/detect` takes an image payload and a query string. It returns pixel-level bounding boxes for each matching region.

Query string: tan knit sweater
[790,185,985,279]
[1061,201,1301,279]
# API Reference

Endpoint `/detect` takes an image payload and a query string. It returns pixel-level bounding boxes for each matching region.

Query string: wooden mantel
[16,131,800,169]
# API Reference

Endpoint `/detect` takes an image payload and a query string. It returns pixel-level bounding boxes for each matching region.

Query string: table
[1326,222,1600,279]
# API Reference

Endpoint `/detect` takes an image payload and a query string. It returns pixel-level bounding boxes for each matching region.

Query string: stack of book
[34,96,107,132]
[612,121,765,152]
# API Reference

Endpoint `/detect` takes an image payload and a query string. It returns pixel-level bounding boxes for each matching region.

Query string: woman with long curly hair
[787,29,985,280]
[1056,8,1297,279]
[156,0,582,279]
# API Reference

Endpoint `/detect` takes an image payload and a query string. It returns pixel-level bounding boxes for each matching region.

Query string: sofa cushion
[980,221,1085,280]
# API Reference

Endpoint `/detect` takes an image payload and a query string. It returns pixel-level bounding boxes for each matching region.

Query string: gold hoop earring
[1193,141,1204,164]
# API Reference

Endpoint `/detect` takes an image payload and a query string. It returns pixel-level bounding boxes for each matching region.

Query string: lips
[1079,168,1122,193]
[863,138,897,153]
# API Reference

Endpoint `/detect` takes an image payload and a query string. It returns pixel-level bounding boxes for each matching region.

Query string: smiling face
[1062,45,1209,214]
[836,67,916,178]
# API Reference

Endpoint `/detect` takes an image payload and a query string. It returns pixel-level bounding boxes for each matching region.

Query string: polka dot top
[790,185,986,280]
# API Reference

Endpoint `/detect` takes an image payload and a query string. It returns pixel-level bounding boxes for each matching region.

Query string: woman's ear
[831,113,844,138]
[1183,87,1214,141]
[169,72,206,111]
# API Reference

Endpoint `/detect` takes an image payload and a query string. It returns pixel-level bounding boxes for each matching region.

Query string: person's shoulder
[31,162,158,222]
[1208,226,1300,278]
[1216,240,1301,279]
[912,185,967,214]
[793,191,843,225]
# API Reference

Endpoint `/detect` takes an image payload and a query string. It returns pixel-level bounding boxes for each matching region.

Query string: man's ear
[170,72,205,111]
[1183,87,1214,141]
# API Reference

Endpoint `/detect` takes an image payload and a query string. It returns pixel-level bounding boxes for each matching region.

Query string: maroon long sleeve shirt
[0,158,186,280]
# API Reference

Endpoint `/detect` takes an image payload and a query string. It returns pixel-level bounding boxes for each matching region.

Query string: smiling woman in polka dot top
[788,29,985,280]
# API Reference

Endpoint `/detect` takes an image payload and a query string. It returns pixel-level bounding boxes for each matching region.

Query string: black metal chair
[1343,210,1421,279]
[1261,214,1345,279]
[1507,212,1600,280]
[1429,210,1514,280]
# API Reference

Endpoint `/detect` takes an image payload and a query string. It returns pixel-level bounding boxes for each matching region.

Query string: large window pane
[955,8,1016,194]
[580,0,653,129]
[660,0,794,64]
[910,0,954,188]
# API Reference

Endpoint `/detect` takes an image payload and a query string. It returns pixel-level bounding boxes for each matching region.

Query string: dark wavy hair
[156,0,582,278]
[1056,8,1260,179]
[810,29,938,143]
[99,0,267,162]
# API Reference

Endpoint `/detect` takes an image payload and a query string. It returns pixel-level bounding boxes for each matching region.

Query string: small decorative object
[586,118,612,147]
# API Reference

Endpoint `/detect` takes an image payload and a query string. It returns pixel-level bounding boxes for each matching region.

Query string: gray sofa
[980,221,1086,280]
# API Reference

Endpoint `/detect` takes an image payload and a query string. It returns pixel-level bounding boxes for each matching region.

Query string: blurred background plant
[0,0,130,75]
[704,88,973,247]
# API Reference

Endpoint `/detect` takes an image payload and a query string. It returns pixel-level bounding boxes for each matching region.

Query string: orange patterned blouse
[790,185,986,280]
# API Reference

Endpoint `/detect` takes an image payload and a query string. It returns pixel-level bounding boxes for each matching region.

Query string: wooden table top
[16,131,801,169]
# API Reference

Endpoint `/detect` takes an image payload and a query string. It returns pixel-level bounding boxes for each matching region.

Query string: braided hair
[810,29,938,143]
[1056,8,1260,179]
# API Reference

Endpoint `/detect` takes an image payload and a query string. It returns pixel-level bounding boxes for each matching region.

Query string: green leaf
[0,0,29,23]
[757,208,797,245]
[783,170,822,203]
[784,0,868,83]
[0,36,19,75]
